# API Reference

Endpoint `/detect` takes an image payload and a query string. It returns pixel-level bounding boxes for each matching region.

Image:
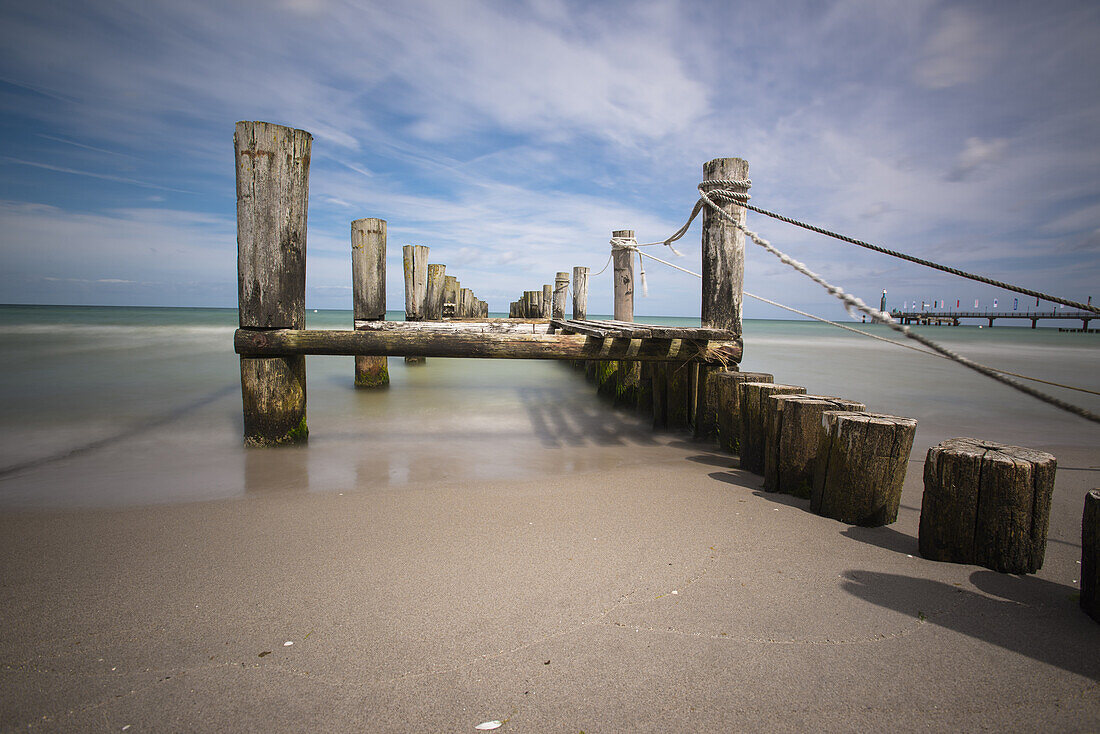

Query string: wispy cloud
[0,0,1097,315]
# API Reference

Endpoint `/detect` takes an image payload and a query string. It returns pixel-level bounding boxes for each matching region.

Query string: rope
[733,199,1099,315]
[692,184,1100,423]
[609,236,649,297]
[628,247,1100,397]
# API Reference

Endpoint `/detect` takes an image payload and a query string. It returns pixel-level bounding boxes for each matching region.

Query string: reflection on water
[1,306,1098,508]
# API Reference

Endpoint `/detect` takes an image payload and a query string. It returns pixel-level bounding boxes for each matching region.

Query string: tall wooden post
[553,272,569,319]
[612,230,639,406]
[403,244,428,364]
[426,264,446,320]
[696,157,749,440]
[525,290,539,318]
[573,266,589,319]
[541,284,553,318]
[236,121,311,446]
[461,288,473,318]
[612,229,634,322]
[351,217,389,388]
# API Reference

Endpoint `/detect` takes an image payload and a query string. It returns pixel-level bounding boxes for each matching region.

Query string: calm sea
[1,305,1097,508]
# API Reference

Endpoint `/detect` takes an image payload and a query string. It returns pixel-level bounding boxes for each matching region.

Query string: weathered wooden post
[351,217,389,388]
[919,438,1056,573]
[1084,490,1100,622]
[612,230,634,322]
[762,395,865,497]
[696,158,749,441]
[573,266,589,320]
[667,364,692,427]
[403,245,428,320]
[402,244,429,363]
[541,284,553,319]
[553,272,569,319]
[737,382,805,473]
[235,121,311,446]
[426,263,446,320]
[812,411,917,526]
[651,363,669,427]
[714,371,773,454]
[461,288,473,318]
[612,230,640,407]
[525,290,539,319]
[443,276,459,318]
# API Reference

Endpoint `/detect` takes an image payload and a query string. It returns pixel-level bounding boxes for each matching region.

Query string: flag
[994,299,998,309]
[974,299,979,308]
[1013,298,1018,311]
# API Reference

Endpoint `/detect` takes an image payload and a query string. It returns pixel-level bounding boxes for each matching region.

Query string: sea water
[0,305,1097,508]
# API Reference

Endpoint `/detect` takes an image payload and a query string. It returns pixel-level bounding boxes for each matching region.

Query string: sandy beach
[2,429,1098,732]
[2,311,1098,731]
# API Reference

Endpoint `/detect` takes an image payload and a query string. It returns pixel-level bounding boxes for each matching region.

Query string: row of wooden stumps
[585,352,1099,621]
[509,268,589,320]
[350,219,492,387]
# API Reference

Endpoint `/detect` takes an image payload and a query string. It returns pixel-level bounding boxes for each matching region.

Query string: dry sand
[1,435,1098,732]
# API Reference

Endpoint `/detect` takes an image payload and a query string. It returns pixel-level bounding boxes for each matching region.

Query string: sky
[0,0,1097,319]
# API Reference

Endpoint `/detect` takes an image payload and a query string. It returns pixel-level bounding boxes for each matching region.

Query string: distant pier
[891,309,1094,329]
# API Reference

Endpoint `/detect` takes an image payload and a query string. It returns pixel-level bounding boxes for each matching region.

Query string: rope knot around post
[610,234,648,297]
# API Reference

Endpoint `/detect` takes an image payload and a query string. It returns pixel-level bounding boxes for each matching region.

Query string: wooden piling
[461,288,473,318]
[443,276,459,317]
[553,272,569,319]
[573,266,589,320]
[525,290,540,319]
[426,264,446,320]
[713,371,773,455]
[918,438,1056,574]
[351,217,389,388]
[763,395,865,498]
[651,363,668,428]
[737,383,805,474]
[611,230,640,407]
[1084,489,1100,622]
[812,411,917,526]
[402,244,429,363]
[235,120,311,446]
[696,159,749,441]
[612,230,634,323]
[667,364,692,428]
[541,284,553,319]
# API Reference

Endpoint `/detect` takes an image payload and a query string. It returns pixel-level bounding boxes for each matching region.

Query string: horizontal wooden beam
[235,328,741,363]
[354,319,550,334]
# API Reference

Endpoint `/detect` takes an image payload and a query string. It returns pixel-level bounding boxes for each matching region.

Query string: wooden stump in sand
[763,395,865,497]
[919,438,1056,574]
[737,383,805,475]
[713,371,773,455]
[1083,489,1100,622]
[811,411,917,526]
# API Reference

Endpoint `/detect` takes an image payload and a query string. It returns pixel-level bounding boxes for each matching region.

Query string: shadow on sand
[841,569,1100,679]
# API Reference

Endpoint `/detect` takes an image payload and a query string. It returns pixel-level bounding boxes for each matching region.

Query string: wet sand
[2,432,1098,732]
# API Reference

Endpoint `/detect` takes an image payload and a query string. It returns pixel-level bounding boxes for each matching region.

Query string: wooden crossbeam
[236,327,741,363]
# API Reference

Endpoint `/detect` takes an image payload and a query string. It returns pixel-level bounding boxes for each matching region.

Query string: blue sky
[0,0,1097,319]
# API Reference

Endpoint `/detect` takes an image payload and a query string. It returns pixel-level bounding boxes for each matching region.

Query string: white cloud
[913,7,1000,89]
[948,137,1009,181]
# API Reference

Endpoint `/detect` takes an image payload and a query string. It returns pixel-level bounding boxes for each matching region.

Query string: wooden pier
[233,121,743,446]
[892,309,1094,329]
[229,120,1094,601]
